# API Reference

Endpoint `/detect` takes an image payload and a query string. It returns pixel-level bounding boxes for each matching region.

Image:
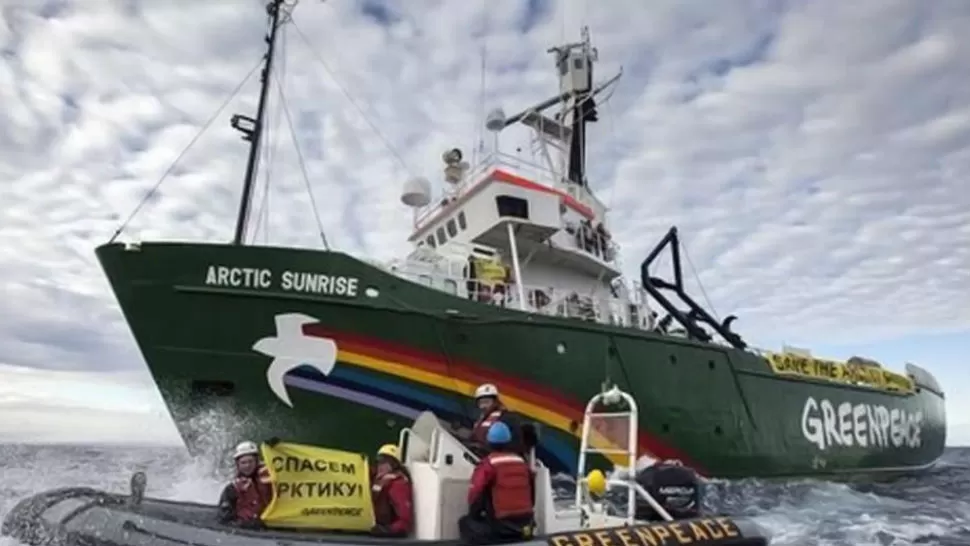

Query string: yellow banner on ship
[473,256,507,286]
[259,442,375,531]
[765,352,914,394]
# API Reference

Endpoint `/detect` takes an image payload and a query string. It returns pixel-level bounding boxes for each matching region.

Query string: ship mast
[485,28,616,189]
[231,0,286,245]
[542,27,599,188]
[560,27,598,188]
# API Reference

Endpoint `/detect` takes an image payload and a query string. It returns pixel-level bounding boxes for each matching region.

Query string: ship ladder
[574,385,673,524]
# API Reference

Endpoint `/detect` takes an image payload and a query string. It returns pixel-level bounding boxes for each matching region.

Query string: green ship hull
[95,240,947,479]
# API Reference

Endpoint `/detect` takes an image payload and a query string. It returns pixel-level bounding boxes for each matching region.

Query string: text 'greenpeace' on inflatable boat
[2,386,771,546]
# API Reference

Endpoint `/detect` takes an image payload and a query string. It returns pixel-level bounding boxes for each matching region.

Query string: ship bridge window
[436,227,447,245]
[496,195,529,220]
[446,219,458,237]
[425,235,436,248]
[458,211,467,230]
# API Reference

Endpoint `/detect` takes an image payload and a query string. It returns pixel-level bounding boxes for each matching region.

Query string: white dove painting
[252,313,339,407]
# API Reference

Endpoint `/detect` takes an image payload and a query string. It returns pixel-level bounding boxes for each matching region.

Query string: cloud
[0,0,968,443]
[0,363,181,446]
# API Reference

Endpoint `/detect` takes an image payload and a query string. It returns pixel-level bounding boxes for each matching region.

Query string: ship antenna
[550,25,599,188]
[231,0,288,246]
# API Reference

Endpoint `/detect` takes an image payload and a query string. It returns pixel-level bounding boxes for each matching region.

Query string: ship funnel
[401,176,431,208]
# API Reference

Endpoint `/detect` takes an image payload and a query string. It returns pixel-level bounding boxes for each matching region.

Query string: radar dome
[485,108,506,132]
[401,176,432,208]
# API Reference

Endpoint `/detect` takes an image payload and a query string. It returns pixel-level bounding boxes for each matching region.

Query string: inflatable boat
[2,387,771,546]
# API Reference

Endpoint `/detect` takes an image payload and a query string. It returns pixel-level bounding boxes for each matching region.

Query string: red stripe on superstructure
[491,169,595,219]
[407,168,595,242]
[301,324,703,471]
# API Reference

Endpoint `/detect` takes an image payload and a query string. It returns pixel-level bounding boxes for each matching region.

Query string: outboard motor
[634,460,702,521]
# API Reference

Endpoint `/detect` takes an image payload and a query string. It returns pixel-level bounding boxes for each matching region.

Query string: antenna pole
[231,0,286,246]
[567,26,596,189]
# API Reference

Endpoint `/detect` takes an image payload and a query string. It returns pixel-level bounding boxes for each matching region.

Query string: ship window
[457,211,467,230]
[436,227,446,245]
[426,235,436,248]
[443,279,458,295]
[446,219,458,237]
[573,57,584,70]
[495,195,529,220]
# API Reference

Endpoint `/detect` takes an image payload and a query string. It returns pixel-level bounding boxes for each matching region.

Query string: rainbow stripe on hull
[290,324,700,473]
[284,368,579,471]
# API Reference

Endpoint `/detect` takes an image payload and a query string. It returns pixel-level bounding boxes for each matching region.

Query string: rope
[272,69,330,250]
[680,240,719,322]
[602,90,619,210]
[473,0,489,166]
[107,56,264,243]
[289,19,412,175]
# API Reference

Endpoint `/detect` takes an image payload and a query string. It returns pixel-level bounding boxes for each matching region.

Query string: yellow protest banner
[259,442,375,531]
[765,351,915,394]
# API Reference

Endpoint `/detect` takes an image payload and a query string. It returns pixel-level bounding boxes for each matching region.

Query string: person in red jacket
[370,444,414,537]
[469,383,522,455]
[217,441,273,528]
[459,422,535,545]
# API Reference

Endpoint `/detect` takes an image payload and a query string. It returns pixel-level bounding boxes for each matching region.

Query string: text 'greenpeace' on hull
[801,396,923,451]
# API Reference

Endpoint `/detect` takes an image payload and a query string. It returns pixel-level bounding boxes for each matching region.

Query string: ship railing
[389,264,657,331]
[418,239,497,263]
[629,281,650,307]
[476,282,630,326]
[390,240,493,280]
[381,254,669,333]
[465,151,560,192]
[565,220,622,267]
[413,151,602,228]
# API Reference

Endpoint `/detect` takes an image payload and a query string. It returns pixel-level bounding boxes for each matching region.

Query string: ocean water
[1,443,969,546]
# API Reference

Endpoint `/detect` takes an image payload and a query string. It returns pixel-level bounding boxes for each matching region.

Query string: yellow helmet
[377,444,400,461]
[586,469,607,497]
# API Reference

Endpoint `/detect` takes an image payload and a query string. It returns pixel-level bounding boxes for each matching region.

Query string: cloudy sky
[1,0,968,448]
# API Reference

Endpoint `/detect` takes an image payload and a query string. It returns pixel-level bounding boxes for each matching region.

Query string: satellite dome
[485,108,506,132]
[401,176,432,208]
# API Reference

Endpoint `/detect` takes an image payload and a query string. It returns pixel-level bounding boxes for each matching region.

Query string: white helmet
[474,383,500,399]
[233,441,259,460]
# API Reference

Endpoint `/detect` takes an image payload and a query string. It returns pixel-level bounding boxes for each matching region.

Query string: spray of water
[0,406,252,546]
[2,407,969,546]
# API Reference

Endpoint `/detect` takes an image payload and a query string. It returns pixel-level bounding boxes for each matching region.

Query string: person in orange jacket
[459,422,535,544]
[370,444,414,537]
[217,441,273,528]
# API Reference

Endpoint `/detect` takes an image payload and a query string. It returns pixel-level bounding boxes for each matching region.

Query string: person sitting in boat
[468,383,521,456]
[217,441,273,528]
[633,459,701,521]
[459,422,536,545]
[370,444,414,538]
